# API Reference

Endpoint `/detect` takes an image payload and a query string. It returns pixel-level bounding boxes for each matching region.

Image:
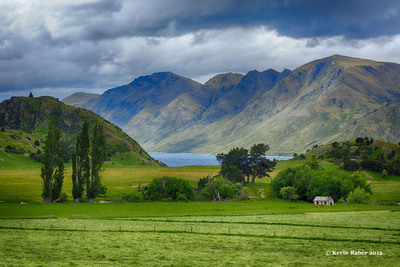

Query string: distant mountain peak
[204,72,244,88]
[62,92,100,107]
[62,55,400,154]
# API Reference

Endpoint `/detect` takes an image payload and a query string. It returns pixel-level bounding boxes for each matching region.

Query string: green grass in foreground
[0,210,399,266]
[0,201,398,219]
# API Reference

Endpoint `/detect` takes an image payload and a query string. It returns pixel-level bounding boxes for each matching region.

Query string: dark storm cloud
[1,0,400,101]
[61,0,400,40]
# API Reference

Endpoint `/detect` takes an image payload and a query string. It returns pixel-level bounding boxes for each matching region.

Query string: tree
[355,137,365,145]
[41,120,65,203]
[71,121,90,202]
[217,144,276,183]
[249,143,276,183]
[217,147,249,183]
[86,123,106,202]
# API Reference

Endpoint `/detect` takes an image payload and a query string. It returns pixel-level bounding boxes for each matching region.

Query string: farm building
[313,196,334,206]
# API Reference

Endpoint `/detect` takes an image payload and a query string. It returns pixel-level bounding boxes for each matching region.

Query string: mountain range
[63,55,400,155]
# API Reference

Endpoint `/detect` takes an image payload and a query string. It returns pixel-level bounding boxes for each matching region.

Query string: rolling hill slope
[0,96,162,166]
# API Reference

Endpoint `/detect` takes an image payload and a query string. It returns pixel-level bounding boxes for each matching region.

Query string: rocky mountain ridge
[63,55,400,155]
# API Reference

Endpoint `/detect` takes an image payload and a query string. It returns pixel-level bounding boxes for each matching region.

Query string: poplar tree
[41,120,64,203]
[71,121,90,202]
[87,123,106,202]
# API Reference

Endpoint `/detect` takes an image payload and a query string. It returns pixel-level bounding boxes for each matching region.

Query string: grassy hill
[0,96,163,167]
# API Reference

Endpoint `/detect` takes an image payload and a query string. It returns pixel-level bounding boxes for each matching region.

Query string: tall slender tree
[71,121,90,202]
[87,123,106,202]
[41,120,65,203]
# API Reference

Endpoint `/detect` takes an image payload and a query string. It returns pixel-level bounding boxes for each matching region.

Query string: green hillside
[0,96,163,167]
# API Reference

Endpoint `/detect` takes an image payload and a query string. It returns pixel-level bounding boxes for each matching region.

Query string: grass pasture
[0,165,220,202]
[1,160,400,204]
[0,209,399,266]
[1,159,400,265]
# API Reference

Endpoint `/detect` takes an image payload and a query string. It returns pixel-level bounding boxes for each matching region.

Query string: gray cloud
[1,0,400,101]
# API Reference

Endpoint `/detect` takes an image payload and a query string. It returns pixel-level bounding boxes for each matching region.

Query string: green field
[0,206,399,266]
[1,158,400,265]
[0,164,220,202]
[1,159,399,204]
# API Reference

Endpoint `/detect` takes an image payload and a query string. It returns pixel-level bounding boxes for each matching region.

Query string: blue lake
[149,152,291,167]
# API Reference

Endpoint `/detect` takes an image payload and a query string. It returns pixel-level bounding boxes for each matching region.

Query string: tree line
[41,120,107,203]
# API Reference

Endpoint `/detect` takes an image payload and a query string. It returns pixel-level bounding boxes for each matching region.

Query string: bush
[97,184,107,195]
[237,186,251,200]
[343,159,360,171]
[121,192,143,202]
[176,193,188,202]
[361,159,384,172]
[271,165,371,202]
[143,176,194,201]
[201,177,239,201]
[347,187,375,204]
[57,192,68,203]
[197,176,211,191]
[280,186,299,200]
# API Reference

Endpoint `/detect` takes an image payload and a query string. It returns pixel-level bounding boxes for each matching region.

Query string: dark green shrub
[121,192,143,202]
[57,192,68,203]
[347,187,375,204]
[200,177,239,201]
[271,165,371,202]
[343,159,360,171]
[143,176,194,201]
[361,159,384,172]
[97,184,107,195]
[176,193,188,202]
[197,177,211,191]
[280,186,299,200]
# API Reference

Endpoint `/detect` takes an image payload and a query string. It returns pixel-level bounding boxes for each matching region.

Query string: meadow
[0,208,399,266]
[1,158,399,204]
[1,158,400,266]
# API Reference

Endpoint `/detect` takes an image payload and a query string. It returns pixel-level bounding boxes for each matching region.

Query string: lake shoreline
[149,152,291,167]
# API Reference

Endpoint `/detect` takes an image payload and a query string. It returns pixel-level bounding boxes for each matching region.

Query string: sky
[1,0,400,101]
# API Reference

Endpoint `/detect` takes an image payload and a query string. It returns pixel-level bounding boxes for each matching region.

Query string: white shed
[313,196,334,206]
